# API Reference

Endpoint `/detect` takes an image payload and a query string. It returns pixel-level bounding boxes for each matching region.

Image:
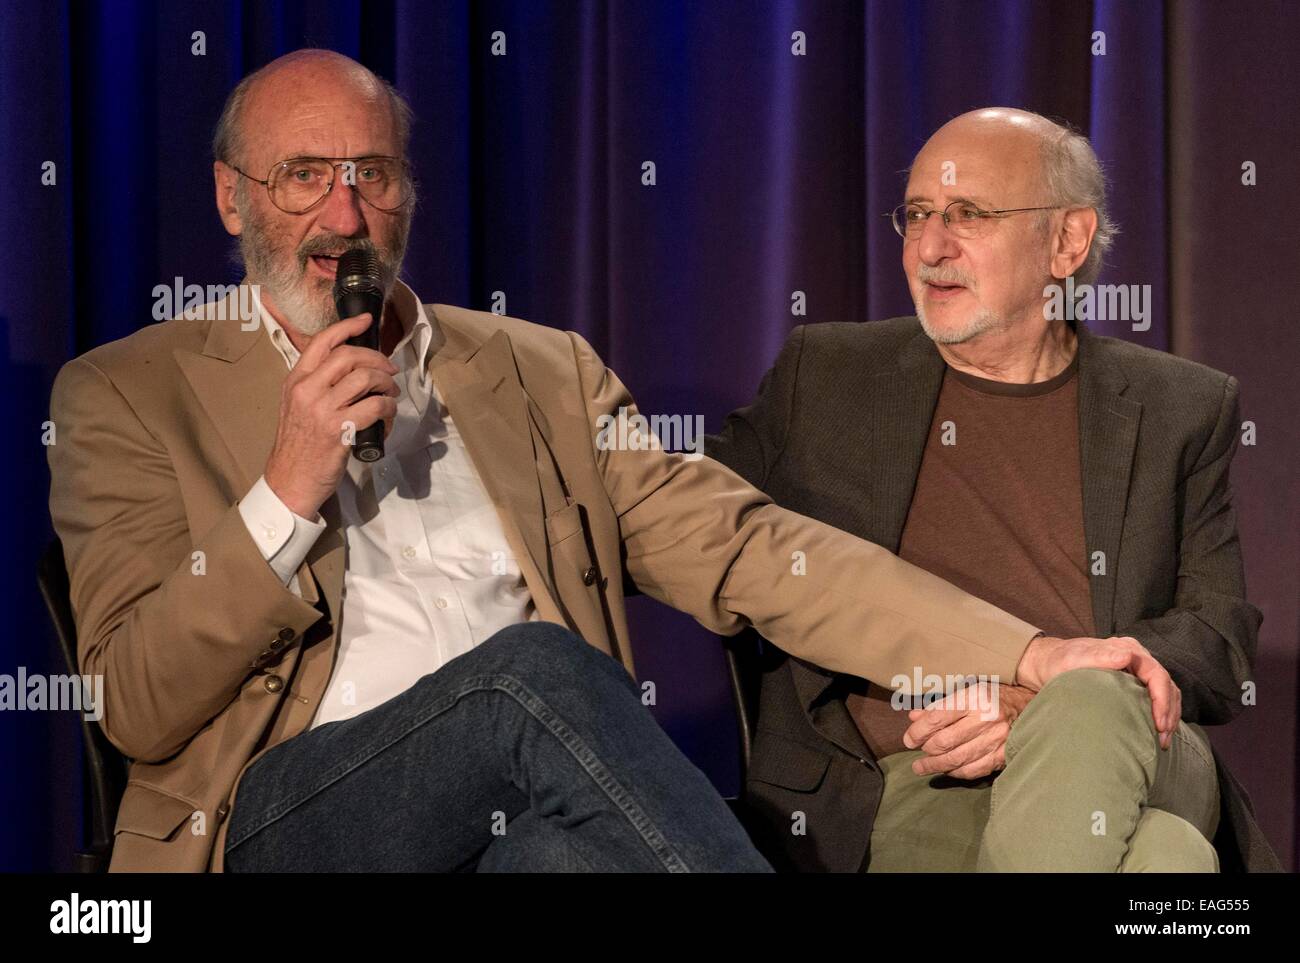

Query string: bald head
[916,108,1059,200]
[212,49,412,172]
[908,107,1114,284]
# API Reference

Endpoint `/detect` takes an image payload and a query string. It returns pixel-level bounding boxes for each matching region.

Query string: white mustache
[917,265,976,289]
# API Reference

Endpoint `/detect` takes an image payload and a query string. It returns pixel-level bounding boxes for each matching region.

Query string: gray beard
[915,302,1004,344]
[238,230,339,336]
[236,202,410,337]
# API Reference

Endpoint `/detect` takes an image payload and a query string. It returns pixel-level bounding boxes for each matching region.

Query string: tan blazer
[46,288,1039,872]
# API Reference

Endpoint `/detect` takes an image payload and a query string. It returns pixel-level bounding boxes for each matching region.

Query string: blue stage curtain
[2,0,1296,870]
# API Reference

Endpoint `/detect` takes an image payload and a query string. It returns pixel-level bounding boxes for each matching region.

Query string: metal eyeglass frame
[887,200,1062,238]
[227,155,413,214]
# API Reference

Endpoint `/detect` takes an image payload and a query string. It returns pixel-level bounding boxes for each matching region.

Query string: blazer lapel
[174,285,336,609]
[865,327,946,550]
[1076,323,1142,635]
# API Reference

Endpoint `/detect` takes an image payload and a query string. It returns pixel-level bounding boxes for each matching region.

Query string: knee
[1021,668,1152,737]
[1123,809,1220,873]
[477,622,630,691]
[475,809,594,872]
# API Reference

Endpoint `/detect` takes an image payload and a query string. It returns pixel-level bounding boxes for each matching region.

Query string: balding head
[911,108,1115,284]
[212,49,412,173]
[919,108,1059,196]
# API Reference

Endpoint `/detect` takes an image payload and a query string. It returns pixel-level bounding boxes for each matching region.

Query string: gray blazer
[706,316,1280,872]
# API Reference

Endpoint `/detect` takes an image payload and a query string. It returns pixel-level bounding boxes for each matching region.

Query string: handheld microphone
[332,249,387,463]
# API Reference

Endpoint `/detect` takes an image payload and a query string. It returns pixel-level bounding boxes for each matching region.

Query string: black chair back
[37,537,127,872]
[722,627,772,783]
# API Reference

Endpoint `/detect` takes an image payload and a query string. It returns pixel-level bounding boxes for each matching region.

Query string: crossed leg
[866,668,1219,872]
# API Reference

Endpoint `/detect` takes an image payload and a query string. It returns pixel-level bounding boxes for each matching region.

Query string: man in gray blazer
[707,108,1279,872]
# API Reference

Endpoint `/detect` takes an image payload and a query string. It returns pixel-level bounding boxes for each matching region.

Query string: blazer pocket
[544,501,584,547]
[747,729,834,792]
[114,781,201,841]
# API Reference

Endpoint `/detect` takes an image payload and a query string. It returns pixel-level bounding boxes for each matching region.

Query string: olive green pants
[866,668,1221,872]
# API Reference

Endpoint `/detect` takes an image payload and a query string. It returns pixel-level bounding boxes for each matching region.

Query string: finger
[912,737,980,776]
[327,367,399,410]
[902,706,968,749]
[918,714,987,757]
[1124,649,1173,736]
[913,724,1005,775]
[907,704,966,726]
[297,312,375,374]
[300,347,399,404]
[1160,686,1182,750]
[948,745,1006,781]
[1167,685,1182,736]
[341,394,398,436]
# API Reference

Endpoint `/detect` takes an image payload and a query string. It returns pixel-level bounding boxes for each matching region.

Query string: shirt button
[262,524,276,540]
[402,546,417,560]
[216,804,229,823]
[263,675,284,693]
[435,597,449,609]
[277,627,296,642]
[582,566,599,586]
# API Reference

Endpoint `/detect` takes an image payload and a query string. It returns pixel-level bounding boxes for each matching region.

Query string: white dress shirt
[237,281,536,729]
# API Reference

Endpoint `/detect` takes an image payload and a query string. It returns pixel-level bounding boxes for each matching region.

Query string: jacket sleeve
[1117,375,1261,724]
[46,356,325,762]
[567,330,1041,689]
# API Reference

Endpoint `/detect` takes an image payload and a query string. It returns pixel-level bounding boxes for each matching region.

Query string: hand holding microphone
[263,252,399,521]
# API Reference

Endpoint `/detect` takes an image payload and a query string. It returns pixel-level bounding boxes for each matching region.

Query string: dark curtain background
[2,0,1296,871]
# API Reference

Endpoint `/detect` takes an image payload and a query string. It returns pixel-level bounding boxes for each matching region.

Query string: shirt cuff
[238,475,327,587]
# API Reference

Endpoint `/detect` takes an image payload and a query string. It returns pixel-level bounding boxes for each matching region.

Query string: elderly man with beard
[707,108,1278,873]
[47,56,1177,873]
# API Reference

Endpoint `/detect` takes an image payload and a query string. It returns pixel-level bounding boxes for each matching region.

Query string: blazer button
[581,566,598,586]
[263,675,284,693]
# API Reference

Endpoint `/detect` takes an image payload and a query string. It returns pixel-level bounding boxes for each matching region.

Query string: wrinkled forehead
[241,63,399,172]
[905,126,1046,205]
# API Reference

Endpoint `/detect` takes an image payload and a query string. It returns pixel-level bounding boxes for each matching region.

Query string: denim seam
[225,673,688,872]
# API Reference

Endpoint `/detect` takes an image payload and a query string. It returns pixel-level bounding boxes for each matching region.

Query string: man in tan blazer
[45,51,1176,872]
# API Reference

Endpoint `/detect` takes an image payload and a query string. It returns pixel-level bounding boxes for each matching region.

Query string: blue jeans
[223,622,771,872]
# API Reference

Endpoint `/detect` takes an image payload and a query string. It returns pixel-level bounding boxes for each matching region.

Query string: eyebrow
[905,194,994,207]
[279,153,393,162]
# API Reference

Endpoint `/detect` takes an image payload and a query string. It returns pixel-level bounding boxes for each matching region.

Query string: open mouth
[925,280,967,299]
[307,253,344,277]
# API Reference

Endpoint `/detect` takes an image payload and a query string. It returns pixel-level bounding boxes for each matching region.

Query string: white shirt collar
[251,278,434,383]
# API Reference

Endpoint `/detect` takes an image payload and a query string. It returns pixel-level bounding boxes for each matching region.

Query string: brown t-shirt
[847,353,1096,759]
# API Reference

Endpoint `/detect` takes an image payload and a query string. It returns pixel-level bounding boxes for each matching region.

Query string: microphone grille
[337,249,381,286]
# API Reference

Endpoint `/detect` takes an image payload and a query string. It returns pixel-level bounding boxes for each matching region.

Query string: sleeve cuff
[238,475,327,586]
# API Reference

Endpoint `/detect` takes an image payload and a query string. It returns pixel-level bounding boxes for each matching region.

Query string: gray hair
[212,50,414,169]
[1038,119,1118,286]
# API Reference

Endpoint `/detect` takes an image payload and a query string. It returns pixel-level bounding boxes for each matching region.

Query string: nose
[314,165,367,237]
[915,209,961,265]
